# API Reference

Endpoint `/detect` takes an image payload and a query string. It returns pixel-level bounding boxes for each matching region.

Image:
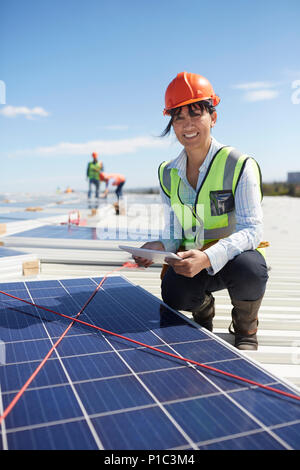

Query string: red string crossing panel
[0,263,138,424]
[0,262,299,427]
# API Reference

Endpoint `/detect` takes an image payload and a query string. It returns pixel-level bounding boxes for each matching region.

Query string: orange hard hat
[92,152,98,159]
[163,72,220,115]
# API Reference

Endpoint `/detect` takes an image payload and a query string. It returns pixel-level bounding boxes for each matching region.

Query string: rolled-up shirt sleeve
[204,158,264,275]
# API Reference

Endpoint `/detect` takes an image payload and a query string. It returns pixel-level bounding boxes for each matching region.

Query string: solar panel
[12,225,101,239]
[10,224,162,241]
[0,247,28,258]
[0,212,64,223]
[0,247,39,280]
[0,198,61,209]
[0,275,299,450]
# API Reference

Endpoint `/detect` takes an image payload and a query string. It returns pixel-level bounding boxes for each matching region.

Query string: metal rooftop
[0,193,299,389]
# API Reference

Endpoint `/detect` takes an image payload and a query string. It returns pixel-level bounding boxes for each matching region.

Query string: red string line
[0,263,136,424]
[0,261,299,426]
[3,293,300,403]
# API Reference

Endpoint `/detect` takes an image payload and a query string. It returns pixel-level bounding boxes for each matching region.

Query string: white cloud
[232,80,280,102]
[0,105,49,119]
[244,89,279,102]
[9,135,170,158]
[232,81,277,90]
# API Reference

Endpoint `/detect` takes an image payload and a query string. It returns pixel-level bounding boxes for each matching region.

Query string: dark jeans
[161,250,269,311]
[115,181,125,200]
[88,178,100,198]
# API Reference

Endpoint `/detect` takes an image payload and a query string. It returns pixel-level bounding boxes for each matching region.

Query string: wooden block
[23,268,40,276]
[118,202,126,216]
[88,209,98,217]
[0,241,4,246]
[25,207,43,212]
[0,224,7,235]
[22,260,40,276]
[113,202,119,215]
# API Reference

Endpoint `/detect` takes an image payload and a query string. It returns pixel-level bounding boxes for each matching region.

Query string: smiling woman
[168,103,217,188]
[133,71,269,353]
[161,101,216,137]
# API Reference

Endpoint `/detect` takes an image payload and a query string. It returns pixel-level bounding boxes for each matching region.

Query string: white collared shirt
[159,136,264,275]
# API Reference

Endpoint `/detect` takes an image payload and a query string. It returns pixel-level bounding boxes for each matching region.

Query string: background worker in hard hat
[133,71,269,351]
[86,152,103,199]
[99,172,126,201]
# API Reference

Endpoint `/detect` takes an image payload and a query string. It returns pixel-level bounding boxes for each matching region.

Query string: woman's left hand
[166,249,211,278]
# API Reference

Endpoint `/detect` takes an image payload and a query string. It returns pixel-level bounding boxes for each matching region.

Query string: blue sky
[1,0,300,193]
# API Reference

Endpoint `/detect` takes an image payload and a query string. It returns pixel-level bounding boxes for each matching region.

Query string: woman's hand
[166,249,211,277]
[133,241,165,268]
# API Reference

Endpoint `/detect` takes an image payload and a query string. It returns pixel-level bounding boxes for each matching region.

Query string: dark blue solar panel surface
[0,276,299,450]
[11,224,162,241]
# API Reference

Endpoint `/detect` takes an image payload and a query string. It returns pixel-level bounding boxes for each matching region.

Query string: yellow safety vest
[88,162,102,181]
[159,146,265,257]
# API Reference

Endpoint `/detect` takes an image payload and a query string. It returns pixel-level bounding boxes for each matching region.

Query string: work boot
[192,293,215,332]
[113,202,120,215]
[229,296,264,351]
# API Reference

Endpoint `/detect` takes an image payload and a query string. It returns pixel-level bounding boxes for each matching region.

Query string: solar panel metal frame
[0,275,299,450]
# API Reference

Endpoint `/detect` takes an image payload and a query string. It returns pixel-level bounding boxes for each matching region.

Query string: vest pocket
[210,190,234,216]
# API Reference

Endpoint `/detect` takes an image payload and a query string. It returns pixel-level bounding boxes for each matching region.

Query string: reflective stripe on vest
[159,146,264,255]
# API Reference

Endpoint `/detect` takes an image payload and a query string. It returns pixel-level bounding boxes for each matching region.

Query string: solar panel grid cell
[1,356,68,392]
[0,276,299,450]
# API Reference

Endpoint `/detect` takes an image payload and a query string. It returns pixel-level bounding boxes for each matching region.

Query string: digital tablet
[119,245,182,264]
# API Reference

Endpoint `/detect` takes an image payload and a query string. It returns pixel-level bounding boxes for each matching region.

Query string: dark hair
[160,100,216,137]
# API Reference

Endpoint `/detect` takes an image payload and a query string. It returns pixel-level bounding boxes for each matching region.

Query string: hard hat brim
[163,96,220,116]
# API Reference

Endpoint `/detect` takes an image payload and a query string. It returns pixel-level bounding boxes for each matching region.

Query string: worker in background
[100,172,126,215]
[133,72,269,351]
[86,152,103,199]
[100,172,126,201]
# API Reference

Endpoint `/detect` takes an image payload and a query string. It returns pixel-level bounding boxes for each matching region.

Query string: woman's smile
[183,131,199,139]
